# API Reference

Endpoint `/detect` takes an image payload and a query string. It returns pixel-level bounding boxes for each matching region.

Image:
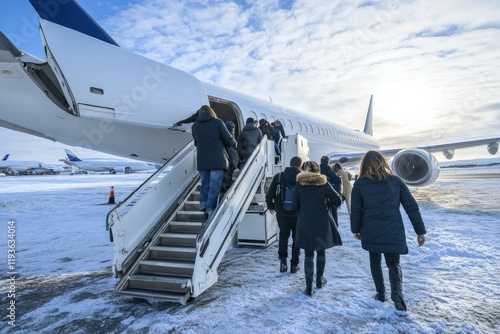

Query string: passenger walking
[259,119,274,141]
[350,150,426,311]
[191,105,236,217]
[237,118,263,167]
[293,161,342,296]
[265,156,302,274]
[319,156,342,225]
[334,163,352,215]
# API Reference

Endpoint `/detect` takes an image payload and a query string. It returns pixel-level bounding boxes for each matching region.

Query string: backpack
[277,172,295,212]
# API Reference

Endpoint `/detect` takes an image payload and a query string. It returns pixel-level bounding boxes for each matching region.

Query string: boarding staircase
[106,139,277,304]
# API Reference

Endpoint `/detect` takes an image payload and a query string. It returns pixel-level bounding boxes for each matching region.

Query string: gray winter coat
[350,175,427,254]
[192,112,236,171]
[293,172,342,251]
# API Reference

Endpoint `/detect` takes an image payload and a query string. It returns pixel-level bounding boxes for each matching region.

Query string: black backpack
[277,172,295,212]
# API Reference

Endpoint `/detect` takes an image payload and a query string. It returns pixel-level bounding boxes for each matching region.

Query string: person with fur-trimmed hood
[293,161,342,296]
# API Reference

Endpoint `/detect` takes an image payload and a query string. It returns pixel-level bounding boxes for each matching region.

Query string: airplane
[0,154,66,175]
[0,1,497,188]
[62,149,160,174]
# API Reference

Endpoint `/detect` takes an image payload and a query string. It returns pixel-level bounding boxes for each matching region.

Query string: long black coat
[350,175,427,254]
[192,112,236,171]
[293,172,342,251]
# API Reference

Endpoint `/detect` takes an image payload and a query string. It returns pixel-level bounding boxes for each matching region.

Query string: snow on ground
[0,167,499,334]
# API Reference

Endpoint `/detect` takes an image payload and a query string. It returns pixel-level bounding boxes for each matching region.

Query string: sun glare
[375,80,441,124]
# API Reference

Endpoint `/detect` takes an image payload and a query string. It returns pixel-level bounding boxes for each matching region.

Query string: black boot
[280,257,287,273]
[316,252,326,288]
[370,252,386,303]
[389,263,407,311]
[304,256,314,296]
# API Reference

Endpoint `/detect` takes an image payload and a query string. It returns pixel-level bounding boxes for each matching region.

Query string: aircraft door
[39,20,208,127]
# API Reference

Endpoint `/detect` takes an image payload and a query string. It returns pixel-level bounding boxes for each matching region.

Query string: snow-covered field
[1,164,499,334]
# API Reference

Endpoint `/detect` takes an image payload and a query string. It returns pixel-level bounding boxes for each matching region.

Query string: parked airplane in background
[0,153,66,175]
[0,0,498,186]
[62,149,160,174]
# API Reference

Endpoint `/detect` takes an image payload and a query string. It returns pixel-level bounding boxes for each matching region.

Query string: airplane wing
[329,137,500,166]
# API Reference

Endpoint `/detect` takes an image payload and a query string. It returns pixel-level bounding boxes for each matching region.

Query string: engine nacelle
[442,149,455,160]
[391,148,440,187]
[488,142,498,155]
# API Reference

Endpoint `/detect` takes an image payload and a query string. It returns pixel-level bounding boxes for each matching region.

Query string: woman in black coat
[293,161,342,296]
[350,150,426,311]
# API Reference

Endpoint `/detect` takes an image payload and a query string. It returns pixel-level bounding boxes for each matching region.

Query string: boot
[369,253,386,303]
[374,292,386,302]
[316,276,327,288]
[290,262,300,274]
[316,252,326,288]
[280,257,287,273]
[389,263,407,311]
[304,256,314,296]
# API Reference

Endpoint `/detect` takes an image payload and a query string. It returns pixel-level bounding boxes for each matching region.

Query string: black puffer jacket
[265,166,301,217]
[237,123,263,164]
[293,172,342,251]
[192,112,236,171]
[350,175,426,254]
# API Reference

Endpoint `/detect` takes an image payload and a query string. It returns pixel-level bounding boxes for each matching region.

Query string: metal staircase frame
[106,139,274,303]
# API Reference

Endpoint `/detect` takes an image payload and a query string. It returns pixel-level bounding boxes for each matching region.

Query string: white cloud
[3,0,499,162]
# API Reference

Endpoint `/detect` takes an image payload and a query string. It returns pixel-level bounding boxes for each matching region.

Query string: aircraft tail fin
[65,149,82,162]
[29,0,119,47]
[2,154,9,161]
[363,95,374,136]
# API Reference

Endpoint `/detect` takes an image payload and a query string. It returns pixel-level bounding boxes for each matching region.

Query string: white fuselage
[0,19,378,166]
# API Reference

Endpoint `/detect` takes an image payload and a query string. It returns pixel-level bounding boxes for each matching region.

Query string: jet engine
[391,148,440,187]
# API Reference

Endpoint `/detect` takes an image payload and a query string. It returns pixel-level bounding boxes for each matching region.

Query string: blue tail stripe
[29,0,119,47]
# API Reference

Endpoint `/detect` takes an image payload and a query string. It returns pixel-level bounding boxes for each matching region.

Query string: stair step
[116,288,190,304]
[139,259,194,277]
[149,245,197,261]
[159,233,197,247]
[189,191,200,201]
[183,200,200,211]
[127,274,190,293]
[168,221,204,234]
[176,210,206,222]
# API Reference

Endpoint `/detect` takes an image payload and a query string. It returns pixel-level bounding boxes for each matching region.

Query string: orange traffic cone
[108,186,116,204]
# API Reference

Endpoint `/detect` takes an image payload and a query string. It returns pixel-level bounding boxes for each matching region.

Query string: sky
[1,0,500,164]
[0,163,499,333]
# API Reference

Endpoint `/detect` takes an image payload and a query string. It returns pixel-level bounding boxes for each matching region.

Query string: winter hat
[246,117,255,124]
[225,121,235,131]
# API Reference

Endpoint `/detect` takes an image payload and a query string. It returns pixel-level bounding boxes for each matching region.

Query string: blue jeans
[199,170,224,214]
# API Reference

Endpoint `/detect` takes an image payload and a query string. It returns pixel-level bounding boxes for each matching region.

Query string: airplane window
[316,126,320,134]
[249,111,258,122]
[269,116,276,123]
[298,122,303,131]
[259,113,267,121]
[286,119,293,129]
[309,124,313,133]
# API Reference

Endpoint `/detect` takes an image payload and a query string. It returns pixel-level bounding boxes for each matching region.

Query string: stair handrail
[106,141,199,275]
[189,139,271,297]
[106,140,194,229]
